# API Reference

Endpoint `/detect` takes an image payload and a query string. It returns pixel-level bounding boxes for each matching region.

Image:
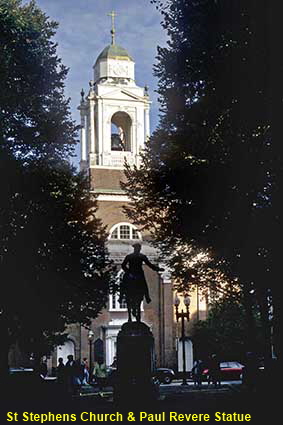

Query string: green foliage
[125,0,271,276]
[0,0,77,159]
[191,296,264,361]
[0,156,114,356]
[124,0,277,356]
[0,1,114,362]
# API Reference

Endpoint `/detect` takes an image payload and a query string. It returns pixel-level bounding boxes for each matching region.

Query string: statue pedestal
[114,321,159,407]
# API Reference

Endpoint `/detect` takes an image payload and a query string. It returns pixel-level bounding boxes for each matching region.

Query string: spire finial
[108,10,117,45]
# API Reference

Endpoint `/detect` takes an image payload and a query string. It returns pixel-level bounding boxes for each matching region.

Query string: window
[111,228,118,239]
[111,112,132,151]
[109,223,142,240]
[109,293,127,311]
[120,225,130,239]
[109,291,143,312]
[132,228,140,239]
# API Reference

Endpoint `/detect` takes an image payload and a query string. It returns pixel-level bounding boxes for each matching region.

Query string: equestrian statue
[119,243,164,322]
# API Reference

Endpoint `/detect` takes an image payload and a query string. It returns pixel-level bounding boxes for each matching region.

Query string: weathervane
[108,10,117,45]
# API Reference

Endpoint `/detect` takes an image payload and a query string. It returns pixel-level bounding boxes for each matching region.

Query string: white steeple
[78,14,151,171]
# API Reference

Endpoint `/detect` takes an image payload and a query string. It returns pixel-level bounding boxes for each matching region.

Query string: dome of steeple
[95,44,134,65]
[92,12,135,83]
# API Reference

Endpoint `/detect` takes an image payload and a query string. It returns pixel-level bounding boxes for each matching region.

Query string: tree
[0,0,77,159]
[123,0,278,358]
[191,294,264,361]
[0,1,114,374]
[0,157,114,371]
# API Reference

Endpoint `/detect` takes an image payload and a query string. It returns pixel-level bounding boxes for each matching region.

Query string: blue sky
[33,0,168,167]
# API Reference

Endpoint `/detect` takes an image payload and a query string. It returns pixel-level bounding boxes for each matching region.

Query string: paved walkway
[72,381,276,423]
[2,380,278,424]
[78,380,241,398]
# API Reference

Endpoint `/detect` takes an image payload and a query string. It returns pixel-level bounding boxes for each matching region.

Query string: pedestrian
[65,354,76,394]
[242,352,259,392]
[207,354,221,388]
[65,354,74,368]
[39,359,48,378]
[192,359,204,387]
[93,358,107,395]
[73,360,85,395]
[56,357,65,385]
[82,357,89,384]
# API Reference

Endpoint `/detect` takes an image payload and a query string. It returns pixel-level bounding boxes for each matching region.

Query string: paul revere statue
[119,243,164,322]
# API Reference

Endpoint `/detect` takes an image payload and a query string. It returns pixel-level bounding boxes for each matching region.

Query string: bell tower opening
[111,111,131,152]
[78,15,150,170]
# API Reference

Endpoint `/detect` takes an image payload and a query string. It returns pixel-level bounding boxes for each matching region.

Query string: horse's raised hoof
[146,297,151,303]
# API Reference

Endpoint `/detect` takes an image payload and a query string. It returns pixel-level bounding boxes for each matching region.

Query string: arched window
[109,223,142,240]
[111,112,131,151]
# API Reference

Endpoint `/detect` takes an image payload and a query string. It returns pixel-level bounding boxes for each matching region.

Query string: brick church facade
[8,25,208,374]
[50,27,208,374]
[52,30,177,371]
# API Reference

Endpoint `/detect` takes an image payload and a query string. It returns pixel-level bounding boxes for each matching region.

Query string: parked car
[155,367,175,384]
[202,361,244,381]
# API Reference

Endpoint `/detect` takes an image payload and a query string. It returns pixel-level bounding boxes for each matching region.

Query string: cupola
[93,11,135,84]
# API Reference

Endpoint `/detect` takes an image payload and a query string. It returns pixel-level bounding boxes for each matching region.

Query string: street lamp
[174,293,190,386]
[88,330,94,382]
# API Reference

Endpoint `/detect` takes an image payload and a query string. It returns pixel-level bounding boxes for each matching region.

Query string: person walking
[82,357,89,384]
[73,360,85,395]
[207,354,221,388]
[192,359,204,387]
[65,354,76,394]
[56,357,65,385]
[39,359,48,378]
[242,352,259,392]
[93,359,107,396]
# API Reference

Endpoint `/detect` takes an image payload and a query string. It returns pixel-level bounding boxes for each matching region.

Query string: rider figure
[120,243,164,315]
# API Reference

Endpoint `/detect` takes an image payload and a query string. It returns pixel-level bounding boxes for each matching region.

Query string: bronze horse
[119,272,145,322]
[119,243,164,322]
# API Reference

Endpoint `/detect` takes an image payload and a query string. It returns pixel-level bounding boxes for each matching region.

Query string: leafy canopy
[0,1,114,361]
[124,0,271,285]
[0,0,77,159]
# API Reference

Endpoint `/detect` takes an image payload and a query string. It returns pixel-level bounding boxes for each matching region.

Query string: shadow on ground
[1,382,279,424]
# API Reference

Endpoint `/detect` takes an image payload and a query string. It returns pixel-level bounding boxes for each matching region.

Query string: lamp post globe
[184,294,191,307]
[174,294,181,307]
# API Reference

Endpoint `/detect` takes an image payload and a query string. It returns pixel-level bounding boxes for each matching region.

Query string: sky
[32,0,168,167]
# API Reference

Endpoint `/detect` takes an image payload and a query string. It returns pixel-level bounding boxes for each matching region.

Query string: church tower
[77,14,176,370]
[78,13,150,227]
[26,13,208,376]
